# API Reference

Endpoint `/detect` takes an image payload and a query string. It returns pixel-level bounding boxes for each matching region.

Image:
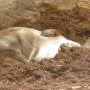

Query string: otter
[0,27,81,64]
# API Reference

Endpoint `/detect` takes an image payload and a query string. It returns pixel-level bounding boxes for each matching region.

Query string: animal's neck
[44,35,67,46]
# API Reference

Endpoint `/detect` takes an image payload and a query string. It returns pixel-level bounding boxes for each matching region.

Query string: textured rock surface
[78,0,90,9]
[0,0,40,29]
[35,0,90,10]
[0,0,90,29]
[33,0,90,44]
[35,0,77,10]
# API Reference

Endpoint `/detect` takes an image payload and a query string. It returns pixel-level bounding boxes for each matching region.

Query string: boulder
[33,0,90,44]
[0,0,40,29]
[0,0,90,29]
[35,0,90,10]
[78,0,90,9]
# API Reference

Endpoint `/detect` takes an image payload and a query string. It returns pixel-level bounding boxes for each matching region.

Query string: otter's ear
[41,29,57,37]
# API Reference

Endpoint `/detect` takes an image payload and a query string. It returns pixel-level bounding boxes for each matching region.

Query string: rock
[33,0,90,44]
[78,0,90,9]
[45,0,77,10]
[0,0,90,29]
[0,0,40,29]
[35,0,90,10]
[34,0,77,10]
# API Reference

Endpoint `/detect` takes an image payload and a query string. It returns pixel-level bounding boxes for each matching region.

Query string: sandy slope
[0,47,89,90]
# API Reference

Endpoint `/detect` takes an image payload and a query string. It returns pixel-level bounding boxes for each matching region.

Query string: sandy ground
[0,47,90,90]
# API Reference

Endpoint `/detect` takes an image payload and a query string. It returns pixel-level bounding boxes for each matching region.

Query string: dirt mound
[0,47,90,90]
[33,3,90,44]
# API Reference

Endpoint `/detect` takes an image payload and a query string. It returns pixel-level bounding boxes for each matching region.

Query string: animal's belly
[34,45,59,61]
